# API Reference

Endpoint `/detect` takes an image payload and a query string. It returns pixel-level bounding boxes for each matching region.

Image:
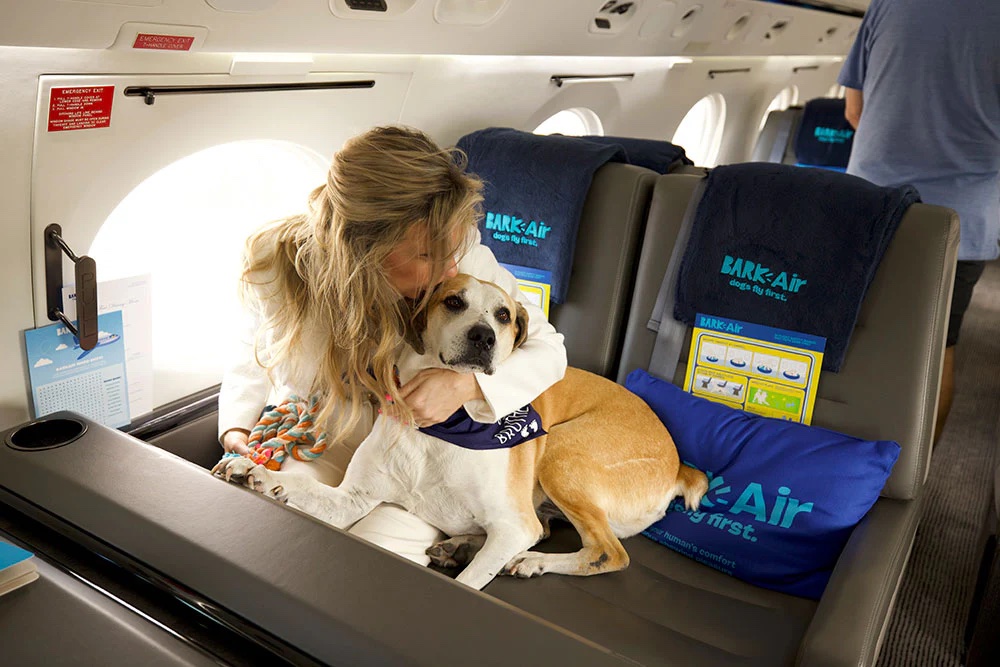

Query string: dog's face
[406,274,528,375]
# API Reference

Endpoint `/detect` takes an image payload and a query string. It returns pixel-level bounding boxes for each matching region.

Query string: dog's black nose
[466,324,496,351]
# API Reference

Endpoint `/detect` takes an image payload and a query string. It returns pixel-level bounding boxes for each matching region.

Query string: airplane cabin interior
[0,1,997,666]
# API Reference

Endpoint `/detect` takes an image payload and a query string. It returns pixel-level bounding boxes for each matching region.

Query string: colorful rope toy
[246,395,328,471]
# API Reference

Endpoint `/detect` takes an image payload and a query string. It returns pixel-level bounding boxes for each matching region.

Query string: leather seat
[484,172,959,666]
[753,98,855,172]
[549,162,657,378]
[752,106,803,165]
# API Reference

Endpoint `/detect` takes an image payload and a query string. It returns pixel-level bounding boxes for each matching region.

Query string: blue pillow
[625,369,900,599]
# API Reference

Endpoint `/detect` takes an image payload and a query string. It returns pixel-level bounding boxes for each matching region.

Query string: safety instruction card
[500,262,552,318]
[24,310,130,428]
[684,314,825,424]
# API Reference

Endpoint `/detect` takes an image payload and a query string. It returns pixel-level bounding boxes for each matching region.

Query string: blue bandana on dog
[419,405,546,450]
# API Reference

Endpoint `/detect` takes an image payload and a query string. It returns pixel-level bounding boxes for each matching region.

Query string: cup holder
[5,417,88,451]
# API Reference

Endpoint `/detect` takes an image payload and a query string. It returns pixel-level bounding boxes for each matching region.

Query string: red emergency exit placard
[132,33,195,51]
[47,86,115,132]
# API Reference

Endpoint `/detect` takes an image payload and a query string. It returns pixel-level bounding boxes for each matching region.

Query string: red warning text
[132,33,195,51]
[47,86,115,132]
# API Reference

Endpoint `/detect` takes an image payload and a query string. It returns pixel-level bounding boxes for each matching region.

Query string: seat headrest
[793,98,855,170]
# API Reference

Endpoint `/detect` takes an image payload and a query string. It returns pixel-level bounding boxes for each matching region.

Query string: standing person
[218,125,567,564]
[838,0,1000,441]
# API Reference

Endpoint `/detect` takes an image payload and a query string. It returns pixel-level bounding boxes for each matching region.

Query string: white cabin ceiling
[0,0,863,59]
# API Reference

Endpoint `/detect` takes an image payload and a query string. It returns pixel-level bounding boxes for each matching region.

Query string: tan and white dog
[215,274,708,590]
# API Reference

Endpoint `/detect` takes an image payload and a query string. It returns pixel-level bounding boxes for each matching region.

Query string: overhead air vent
[589,0,641,35]
[818,25,839,42]
[764,19,791,41]
[671,5,702,39]
[330,0,416,19]
[345,0,387,11]
[725,13,752,41]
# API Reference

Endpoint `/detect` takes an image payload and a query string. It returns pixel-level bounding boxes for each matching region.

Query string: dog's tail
[675,464,709,511]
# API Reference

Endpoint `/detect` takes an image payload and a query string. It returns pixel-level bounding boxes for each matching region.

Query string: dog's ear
[513,301,530,350]
[401,300,427,355]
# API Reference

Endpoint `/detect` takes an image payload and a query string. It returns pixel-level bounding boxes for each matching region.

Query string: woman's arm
[217,283,273,447]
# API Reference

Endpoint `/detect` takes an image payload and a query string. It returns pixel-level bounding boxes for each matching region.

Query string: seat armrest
[797,497,922,667]
[0,413,635,667]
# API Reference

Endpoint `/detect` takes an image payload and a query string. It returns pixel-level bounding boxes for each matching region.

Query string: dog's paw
[212,457,284,499]
[426,535,486,568]
[502,551,548,579]
[212,455,257,483]
[266,484,289,504]
[426,542,460,568]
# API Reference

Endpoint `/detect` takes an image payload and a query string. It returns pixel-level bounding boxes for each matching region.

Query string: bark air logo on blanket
[720,254,808,303]
[668,469,815,543]
[814,126,854,144]
[484,211,552,247]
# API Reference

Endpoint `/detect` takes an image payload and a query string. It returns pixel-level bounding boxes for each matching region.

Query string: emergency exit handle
[44,223,98,350]
[75,257,98,349]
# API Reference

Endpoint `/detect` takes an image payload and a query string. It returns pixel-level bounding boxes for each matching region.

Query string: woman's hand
[399,369,483,427]
[221,428,251,456]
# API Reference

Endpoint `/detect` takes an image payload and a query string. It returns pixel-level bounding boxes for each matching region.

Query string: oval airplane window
[827,84,846,99]
[89,140,328,409]
[671,93,726,167]
[532,108,604,136]
[758,85,799,132]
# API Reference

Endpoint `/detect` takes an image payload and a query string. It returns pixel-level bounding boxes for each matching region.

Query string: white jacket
[217,229,567,439]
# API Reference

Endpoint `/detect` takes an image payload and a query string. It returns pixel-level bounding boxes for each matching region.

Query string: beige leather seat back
[548,162,657,377]
[617,172,959,499]
[751,107,803,164]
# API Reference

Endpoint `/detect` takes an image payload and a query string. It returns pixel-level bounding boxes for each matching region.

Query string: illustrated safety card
[500,262,552,318]
[684,314,825,424]
[24,310,130,428]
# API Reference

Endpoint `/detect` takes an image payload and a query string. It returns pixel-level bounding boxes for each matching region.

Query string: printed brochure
[684,313,825,424]
[499,262,552,318]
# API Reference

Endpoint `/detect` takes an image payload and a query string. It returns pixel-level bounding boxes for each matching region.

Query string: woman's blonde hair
[242,126,484,441]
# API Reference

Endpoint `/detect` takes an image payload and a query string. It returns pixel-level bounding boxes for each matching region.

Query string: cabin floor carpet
[876,260,1000,667]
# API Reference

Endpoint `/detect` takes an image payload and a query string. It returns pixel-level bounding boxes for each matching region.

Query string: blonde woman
[218,126,567,564]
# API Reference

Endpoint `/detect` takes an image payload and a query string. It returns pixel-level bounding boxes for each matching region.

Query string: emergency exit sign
[132,33,196,51]
[47,86,115,132]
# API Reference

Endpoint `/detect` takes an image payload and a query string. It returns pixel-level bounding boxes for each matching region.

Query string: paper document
[683,313,825,424]
[24,310,130,428]
[63,274,153,418]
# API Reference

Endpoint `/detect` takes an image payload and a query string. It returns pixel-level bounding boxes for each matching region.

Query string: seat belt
[646,179,707,381]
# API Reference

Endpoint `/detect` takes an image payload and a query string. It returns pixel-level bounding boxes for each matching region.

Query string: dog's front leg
[214,457,381,529]
[280,479,383,530]
[455,523,540,591]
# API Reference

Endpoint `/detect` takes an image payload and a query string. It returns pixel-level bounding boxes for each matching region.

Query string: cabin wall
[0,0,857,429]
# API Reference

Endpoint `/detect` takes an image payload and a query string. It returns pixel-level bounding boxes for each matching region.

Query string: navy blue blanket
[794,98,855,170]
[582,135,693,173]
[457,128,692,303]
[674,163,920,371]
[457,128,625,303]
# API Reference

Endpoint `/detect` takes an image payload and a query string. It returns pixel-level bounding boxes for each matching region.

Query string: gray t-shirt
[838,0,1000,261]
